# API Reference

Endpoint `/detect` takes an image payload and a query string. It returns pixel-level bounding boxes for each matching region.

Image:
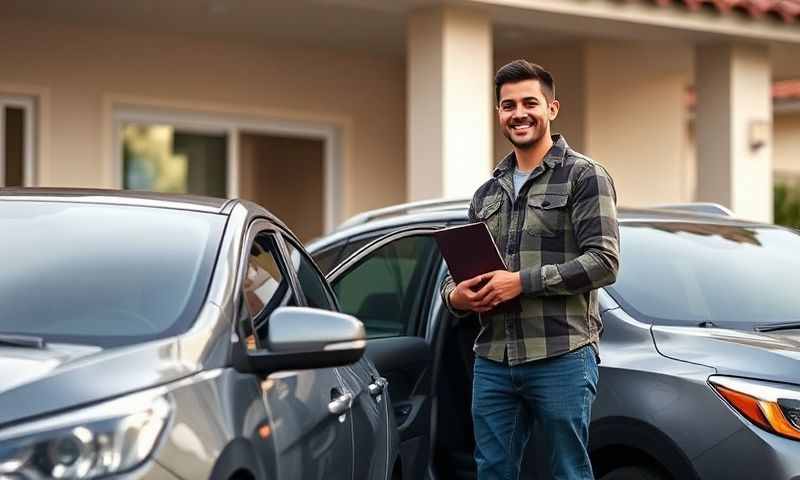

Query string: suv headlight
[0,388,171,479]
[710,375,800,441]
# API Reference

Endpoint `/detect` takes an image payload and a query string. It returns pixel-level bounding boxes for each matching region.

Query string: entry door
[327,228,441,480]
[239,132,325,242]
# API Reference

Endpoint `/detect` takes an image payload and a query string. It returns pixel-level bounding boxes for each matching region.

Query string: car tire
[599,465,669,480]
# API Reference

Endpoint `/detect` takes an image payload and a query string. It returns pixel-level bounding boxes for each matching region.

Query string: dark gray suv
[307,199,800,480]
[0,189,397,480]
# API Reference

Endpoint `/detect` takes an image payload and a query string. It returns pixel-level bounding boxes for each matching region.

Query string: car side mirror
[244,306,366,374]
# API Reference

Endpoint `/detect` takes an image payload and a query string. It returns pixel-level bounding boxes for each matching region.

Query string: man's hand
[475,270,522,309]
[449,274,494,313]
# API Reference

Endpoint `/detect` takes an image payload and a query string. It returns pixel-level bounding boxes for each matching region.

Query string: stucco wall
[0,18,406,219]
[585,42,694,208]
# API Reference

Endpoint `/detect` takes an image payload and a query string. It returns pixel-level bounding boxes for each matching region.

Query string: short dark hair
[495,60,555,104]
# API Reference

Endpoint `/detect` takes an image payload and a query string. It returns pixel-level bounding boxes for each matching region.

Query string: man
[440,60,619,480]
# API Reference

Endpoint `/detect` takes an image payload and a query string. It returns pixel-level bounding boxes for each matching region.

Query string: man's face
[497,79,559,150]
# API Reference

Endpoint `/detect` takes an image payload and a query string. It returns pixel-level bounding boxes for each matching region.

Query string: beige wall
[775,112,800,179]
[0,18,406,219]
[585,42,693,208]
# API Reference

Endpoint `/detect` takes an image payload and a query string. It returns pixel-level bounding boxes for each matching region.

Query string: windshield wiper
[754,322,800,333]
[0,334,47,349]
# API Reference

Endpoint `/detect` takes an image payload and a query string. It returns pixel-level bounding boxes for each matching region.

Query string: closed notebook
[433,222,507,285]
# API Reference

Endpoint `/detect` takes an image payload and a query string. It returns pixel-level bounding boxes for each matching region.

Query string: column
[407,7,493,201]
[695,44,773,222]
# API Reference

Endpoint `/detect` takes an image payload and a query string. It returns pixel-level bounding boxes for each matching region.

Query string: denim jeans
[472,345,599,480]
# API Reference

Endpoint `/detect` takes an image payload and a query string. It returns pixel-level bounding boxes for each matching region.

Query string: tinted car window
[607,222,800,327]
[244,233,295,322]
[313,237,376,276]
[0,201,224,347]
[331,235,439,338]
[283,236,336,311]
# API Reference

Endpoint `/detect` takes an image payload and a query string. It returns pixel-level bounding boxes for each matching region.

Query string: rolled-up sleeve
[521,163,619,296]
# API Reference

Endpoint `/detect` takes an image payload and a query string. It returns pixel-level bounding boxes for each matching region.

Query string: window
[331,235,439,338]
[283,235,336,311]
[312,235,382,276]
[241,232,296,348]
[121,124,227,197]
[607,223,800,328]
[1,96,35,187]
[0,202,224,348]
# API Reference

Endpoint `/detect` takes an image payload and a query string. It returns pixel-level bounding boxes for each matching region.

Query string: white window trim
[112,105,342,232]
[0,95,37,187]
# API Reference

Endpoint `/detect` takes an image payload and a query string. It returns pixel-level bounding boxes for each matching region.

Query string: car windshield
[0,201,226,347]
[606,221,800,328]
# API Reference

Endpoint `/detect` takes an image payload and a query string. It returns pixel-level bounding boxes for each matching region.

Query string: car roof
[307,198,770,253]
[0,187,235,214]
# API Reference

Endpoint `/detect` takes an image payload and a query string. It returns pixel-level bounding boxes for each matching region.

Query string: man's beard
[503,126,545,150]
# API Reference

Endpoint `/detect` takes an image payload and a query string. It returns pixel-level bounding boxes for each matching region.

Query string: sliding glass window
[121,124,227,197]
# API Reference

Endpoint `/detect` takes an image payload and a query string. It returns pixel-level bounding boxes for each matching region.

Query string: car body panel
[652,325,800,385]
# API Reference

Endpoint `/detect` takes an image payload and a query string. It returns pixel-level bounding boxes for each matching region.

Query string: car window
[0,201,224,348]
[313,236,377,276]
[312,245,343,276]
[283,235,337,311]
[241,232,297,348]
[607,223,800,327]
[331,235,439,338]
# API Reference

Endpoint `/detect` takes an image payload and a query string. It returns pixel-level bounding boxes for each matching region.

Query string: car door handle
[368,377,388,397]
[328,392,354,415]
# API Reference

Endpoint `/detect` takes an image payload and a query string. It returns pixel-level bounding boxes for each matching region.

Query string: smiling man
[441,60,620,479]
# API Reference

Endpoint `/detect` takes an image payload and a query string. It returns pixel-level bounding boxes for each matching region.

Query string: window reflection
[122,124,227,197]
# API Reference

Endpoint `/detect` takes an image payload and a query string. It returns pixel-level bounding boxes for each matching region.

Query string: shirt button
[541,200,551,207]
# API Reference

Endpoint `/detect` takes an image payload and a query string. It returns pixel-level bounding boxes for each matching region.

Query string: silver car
[308,199,800,480]
[0,189,398,480]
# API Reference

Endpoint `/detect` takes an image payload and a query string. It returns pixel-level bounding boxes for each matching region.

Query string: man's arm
[520,163,619,296]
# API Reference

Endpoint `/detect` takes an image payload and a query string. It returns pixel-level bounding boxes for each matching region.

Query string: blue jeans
[472,345,599,480]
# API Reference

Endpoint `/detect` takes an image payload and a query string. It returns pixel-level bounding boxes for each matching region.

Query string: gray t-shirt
[513,167,532,199]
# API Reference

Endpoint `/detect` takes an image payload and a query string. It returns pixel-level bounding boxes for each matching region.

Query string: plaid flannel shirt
[441,135,619,365]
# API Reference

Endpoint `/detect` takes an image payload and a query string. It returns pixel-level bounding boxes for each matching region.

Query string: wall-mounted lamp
[749,120,770,152]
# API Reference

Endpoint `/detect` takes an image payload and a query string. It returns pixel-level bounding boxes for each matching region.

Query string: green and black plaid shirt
[441,135,619,365]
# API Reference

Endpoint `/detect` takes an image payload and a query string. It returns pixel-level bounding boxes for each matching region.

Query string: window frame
[326,227,442,340]
[111,104,343,233]
[235,219,307,350]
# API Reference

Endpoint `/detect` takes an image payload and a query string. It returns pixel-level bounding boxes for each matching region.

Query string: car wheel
[599,465,669,480]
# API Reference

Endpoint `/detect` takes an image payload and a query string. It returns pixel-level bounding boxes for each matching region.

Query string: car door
[239,222,353,480]
[280,231,392,480]
[328,227,441,480]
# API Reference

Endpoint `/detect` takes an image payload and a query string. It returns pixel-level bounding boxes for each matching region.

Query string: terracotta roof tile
[646,0,800,23]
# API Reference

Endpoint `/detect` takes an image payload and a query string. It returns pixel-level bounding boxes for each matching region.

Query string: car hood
[652,325,800,385]
[0,337,193,428]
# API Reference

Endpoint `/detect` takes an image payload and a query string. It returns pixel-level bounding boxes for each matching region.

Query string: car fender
[590,416,699,480]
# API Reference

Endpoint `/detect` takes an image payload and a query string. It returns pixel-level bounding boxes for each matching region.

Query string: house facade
[2,0,799,240]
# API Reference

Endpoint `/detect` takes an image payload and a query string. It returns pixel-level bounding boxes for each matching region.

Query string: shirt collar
[493,134,569,178]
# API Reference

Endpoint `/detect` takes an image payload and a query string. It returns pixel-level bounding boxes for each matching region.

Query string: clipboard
[433,222,507,285]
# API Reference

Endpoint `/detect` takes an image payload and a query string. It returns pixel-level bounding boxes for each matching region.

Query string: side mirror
[245,306,366,374]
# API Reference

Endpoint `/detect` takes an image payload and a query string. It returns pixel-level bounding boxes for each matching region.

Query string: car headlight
[0,388,171,479]
[710,375,800,441]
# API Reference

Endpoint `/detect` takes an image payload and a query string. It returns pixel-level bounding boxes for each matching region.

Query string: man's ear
[549,99,560,121]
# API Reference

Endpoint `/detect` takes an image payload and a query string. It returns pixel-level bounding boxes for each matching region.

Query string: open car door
[327,227,441,480]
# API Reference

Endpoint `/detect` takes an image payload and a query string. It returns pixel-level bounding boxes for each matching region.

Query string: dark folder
[434,222,507,285]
